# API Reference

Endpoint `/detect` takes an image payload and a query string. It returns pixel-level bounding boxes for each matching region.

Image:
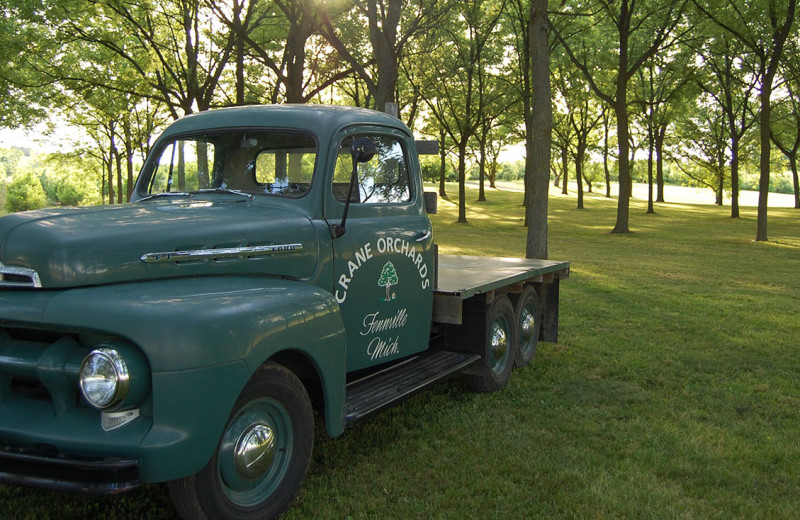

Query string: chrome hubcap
[491,323,508,362]
[234,423,276,479]
[521,308,535,342]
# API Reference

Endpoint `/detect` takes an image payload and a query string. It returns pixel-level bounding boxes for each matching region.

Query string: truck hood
[0,199,320,289]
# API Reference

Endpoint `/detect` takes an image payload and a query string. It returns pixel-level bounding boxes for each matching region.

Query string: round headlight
[79,348,130,409]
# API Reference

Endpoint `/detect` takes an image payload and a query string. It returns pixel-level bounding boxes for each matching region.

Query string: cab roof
[158,105,412,141]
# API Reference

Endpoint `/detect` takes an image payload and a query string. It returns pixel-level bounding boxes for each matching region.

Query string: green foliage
[5,170,46,212]
[0,148,25,178]
[497,160,525,181]
[419,156,457,183]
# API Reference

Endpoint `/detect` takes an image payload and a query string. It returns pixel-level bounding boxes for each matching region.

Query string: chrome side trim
[0,263,42,288]
[140,243,304,263]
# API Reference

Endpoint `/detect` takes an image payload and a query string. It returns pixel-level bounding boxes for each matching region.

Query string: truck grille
[0,263,42,288]
[0,329,85,414]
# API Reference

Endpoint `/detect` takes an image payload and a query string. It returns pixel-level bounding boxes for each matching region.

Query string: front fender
[34,276,346,481]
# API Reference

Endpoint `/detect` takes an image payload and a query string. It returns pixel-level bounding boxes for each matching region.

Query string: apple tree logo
[378,261,399,301]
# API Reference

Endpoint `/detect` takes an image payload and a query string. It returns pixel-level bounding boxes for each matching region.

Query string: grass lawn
[3,184,799,518]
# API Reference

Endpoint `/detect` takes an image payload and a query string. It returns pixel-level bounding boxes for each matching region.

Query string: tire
[466,295,517,393]
[168,362,314,520]
[511,286,541,367]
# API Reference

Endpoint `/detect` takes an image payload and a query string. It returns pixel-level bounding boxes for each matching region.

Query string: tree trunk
[611,6,631,234]
[603,110,612,198]
[478,125,488,201]
[756,76,771,241]
[116,147,124,204]
[368,0,400,110]
[730,134,741,217]
[614,92,632,233]
[561,146,568,194]
[789,155,799,209]
[576,143,585,209]
[438,127,447,198]
[107,123,116,205]
[234,0,245,105]
[457,139,468,223]
[285,19,312,104]
[123,120,134,201]
[655,126,666,203]
[716,148,725,205]
[646,124,654,214]
[525,0,550,260]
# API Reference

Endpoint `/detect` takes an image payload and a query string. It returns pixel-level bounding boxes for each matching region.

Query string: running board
[344,350,480,427]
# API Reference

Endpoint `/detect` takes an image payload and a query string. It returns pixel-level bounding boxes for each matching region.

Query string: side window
[333,135,411,204]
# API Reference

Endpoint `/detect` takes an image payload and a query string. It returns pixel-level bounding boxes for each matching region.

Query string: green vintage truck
[0,105,568,519]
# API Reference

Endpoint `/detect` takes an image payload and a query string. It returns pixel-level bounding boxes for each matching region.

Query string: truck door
[328,131,435,372]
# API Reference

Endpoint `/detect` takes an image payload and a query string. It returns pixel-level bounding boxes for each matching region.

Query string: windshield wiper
[196,188,255,200]
[138,191,192,202]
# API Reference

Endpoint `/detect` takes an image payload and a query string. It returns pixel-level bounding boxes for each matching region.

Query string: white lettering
[334,236,432,305]
[367,336,400,360]
[360,308,409,336]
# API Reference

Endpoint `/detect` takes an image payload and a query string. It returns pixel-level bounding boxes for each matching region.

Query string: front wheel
[465,295,517,393]
[168,362,314,520]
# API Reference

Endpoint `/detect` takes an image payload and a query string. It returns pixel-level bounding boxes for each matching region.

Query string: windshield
[143,130,317,198]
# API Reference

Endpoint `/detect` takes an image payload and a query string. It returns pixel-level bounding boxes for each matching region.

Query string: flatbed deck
[435,254,570,299]
[432,255,569,339]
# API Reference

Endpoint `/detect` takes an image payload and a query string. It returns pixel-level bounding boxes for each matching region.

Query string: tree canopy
[1,0,797,243]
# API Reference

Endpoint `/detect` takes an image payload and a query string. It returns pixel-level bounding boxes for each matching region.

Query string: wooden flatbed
[433,254,570,342]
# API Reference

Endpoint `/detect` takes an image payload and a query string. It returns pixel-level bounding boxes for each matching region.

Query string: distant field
[2,183,799,519]
[476,179,798,208]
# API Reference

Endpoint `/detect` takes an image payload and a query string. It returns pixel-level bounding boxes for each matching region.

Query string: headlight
[79,347,130,409]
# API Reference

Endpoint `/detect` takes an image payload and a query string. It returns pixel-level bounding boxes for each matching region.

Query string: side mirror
[351,137,375,164]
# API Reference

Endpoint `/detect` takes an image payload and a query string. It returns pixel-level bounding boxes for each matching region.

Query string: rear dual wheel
[511,286,541,367]
[168,362,313,520]
[466,295,517,393]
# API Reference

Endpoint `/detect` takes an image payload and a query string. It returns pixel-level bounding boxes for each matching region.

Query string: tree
[771,38,800,209]
[411,0,506,223]
[5,171,46,212]
[675,97,730,203]
[553,0,688,233]
[690,19,759,218]
[553,58,602,209]
[209,0,349,105]
[630,47,694,210]
[694,0,797,240]
[319,0,448,112]
[49,0,237,117]
[0,2,54,129]
[378,261,399,301]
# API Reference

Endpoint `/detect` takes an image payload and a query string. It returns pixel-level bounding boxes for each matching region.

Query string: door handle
[415,230,432,242]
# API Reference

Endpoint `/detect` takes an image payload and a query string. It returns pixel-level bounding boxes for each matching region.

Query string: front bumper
[0,449,138,494]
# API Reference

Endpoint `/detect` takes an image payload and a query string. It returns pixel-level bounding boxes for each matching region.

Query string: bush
[5,171,47,213]
[497,161,525,181]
